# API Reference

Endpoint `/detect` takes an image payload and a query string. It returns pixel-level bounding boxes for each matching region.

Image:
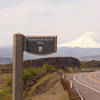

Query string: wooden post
[13,34,24,100]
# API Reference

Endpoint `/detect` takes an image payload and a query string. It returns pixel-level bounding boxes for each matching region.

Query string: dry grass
[0,73,12,100]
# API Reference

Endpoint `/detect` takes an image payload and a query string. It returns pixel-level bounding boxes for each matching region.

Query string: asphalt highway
[66,71,100,100]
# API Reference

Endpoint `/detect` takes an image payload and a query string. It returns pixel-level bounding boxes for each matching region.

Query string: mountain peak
[59,32,100,48]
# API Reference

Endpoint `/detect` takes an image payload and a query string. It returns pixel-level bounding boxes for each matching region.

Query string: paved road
[66,71,100,100]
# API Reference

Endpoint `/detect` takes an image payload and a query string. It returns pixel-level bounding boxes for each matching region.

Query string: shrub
[41,63,56,72]
[80,64,87,70]
[41,63,48,72]
[47,65,56,71]
[23,63,55,81]
[23,67,42,81]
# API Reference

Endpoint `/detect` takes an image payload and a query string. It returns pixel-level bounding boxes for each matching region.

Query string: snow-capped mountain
[59,32,100,48]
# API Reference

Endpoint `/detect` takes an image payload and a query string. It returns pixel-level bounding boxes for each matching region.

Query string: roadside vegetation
[0,73,12,100]
[62,64,95,74]
[23,63,56,81]
[0,63,57,100]
[79,64,95,72]
[1,63,85,100]
[24,73,58,100]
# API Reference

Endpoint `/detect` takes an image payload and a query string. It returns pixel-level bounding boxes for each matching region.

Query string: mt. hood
[59,32,100,48]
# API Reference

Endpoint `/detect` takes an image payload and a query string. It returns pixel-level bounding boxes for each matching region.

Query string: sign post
[13,34,24,100]
[13,34,57,100]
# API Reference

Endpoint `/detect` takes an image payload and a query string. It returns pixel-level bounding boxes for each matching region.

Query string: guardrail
[61,75,85,100]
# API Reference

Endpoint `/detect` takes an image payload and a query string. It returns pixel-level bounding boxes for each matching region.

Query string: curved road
[72,71,100,100]
[65,71,100,100]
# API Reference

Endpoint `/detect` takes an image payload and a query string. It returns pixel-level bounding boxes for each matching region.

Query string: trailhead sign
[24,36,57,55]
[13,33,57,100]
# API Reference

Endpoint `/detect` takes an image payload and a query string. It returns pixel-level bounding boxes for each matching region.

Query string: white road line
[70,80,73,88]
[73,74,100,94]
[69,79,84,100]
[75,88,84,100]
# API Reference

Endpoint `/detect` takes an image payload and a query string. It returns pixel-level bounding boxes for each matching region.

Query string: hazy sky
[0,0,100,46]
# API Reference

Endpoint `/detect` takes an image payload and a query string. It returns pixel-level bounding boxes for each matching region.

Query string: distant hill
[0,57,80,73]
[24,57,80,68]
[0,57,12,64]
[79,55,100,61]
[0,46,12,58]
[81,60,100,68]
[0,46,100,64]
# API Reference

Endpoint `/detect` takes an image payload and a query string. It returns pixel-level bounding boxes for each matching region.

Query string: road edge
[73,74,100,94]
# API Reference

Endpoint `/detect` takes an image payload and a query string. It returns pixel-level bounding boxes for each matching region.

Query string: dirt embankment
[24,72,70,100]
[31,80,69,100]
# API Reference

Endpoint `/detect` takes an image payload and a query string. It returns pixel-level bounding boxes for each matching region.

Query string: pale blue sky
[0,0,100,46]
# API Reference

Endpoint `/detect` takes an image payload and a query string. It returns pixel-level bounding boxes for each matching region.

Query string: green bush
[41,63,56,72]
[23,63,55,81]
[80,64,87,70]
[23,67,42,81]
[5,63,55,84]
[41,63,48,72]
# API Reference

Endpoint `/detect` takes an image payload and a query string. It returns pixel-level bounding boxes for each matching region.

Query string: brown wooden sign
[24,36,57,55]
[13,34,57,100]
